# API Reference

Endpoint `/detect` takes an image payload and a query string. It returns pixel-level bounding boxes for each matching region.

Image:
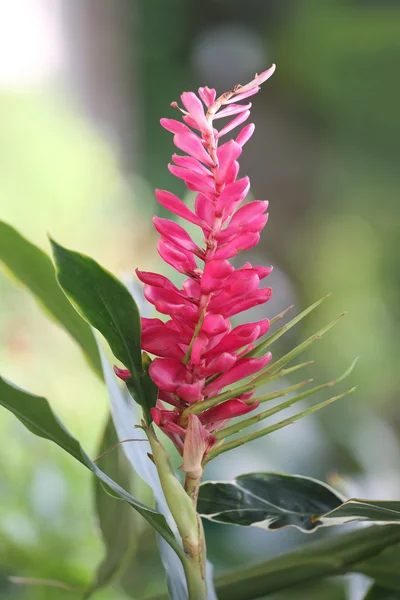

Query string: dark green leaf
[87,416,138,598]
[356,543,400,592]
[50,238,157,417]
[0,375,181,559]
[0,221,102,377]
[198,473,400,532]
[148,525,400,600]
[363,584,400,600]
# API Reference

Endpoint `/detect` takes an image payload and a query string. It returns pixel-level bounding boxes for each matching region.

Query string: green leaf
[363,584,400,600]
[0,375,182,561]
[0,221,102,377]
[87,416,138,598]
[356,543,400,592]
[50,238,157,417]
[148,525,400,600]
[198,472,400,532]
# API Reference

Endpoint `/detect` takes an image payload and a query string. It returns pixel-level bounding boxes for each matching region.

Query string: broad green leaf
[0,375,182,561]
[363,584,400,600]
[356,543,400,592]
[87,416,138,598]
[50,238,157,418]
[148,525,400,600]
[198,473,400,532]
[0,221,102,377]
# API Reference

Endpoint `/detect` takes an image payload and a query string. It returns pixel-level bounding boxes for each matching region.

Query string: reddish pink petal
[253,64,276,86]
[150,407,179,426]
[182,114,201,130]
[214,103,252,119]
[180,91,209,132]
[236,123,255,147]
[168,165,216,195]
[217,214,268,244]
[213,232,260,260]
[204,355,271,395]
[177,381,204,404]
[198,86,216,107]
[202,352,237,376]
[230,200,268,227]
[225,87,260,103]
[215,177,250,216]
[153,216,200,253]
[208,322,265,355]
[157,237,198,275]
[224,288,272,317]
[227,160,240,185]
[136,270,180,294]
[251,265,273,279]
[182,277,201,298]
[149,357,187,392]
[195,193,215,227]
[217,110,250,138]
[114,366,131,381]
[181,414,217,478]
[201,314,231,336]
[216,141,242,185]
[234,64,276,95]
[172,154,212,176]
[162,422,186,436]
[191,332,209,365]
[143,284,194,310]
[141,316,165,332]
[173,132,214,167]
[160,118,192,135]
[199,399,260,425]
[201,259,234,294]
[155,189,204,227]
[142,326,186,360]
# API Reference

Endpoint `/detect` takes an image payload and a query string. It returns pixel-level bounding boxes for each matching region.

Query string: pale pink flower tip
[133,66,277,463]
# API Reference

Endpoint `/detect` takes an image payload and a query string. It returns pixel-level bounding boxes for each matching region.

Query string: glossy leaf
[0,221,102,377]
[198,473,400,532]
[0,375,181,559]
[149,525,400,600]
[50,239,157,417]
[87,416,138,598]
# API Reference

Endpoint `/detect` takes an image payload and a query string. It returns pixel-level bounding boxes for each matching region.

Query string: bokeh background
[1,1,400,599]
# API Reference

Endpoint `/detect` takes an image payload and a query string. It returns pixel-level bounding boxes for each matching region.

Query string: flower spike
[131,67,276,461]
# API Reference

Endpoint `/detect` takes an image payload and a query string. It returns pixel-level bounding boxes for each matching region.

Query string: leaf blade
[0,221,102,377]
[50,239,157,417]
[198,472,400,531]
[0,375,180,557]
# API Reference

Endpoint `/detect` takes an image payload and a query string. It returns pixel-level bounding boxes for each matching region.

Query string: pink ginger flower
[117,65,276,478]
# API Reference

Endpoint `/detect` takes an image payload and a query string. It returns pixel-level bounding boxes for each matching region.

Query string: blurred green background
[1,0,399,599]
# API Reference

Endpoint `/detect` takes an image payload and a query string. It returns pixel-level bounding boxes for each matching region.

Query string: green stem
[183,552,207,600]
[145,425,207,599]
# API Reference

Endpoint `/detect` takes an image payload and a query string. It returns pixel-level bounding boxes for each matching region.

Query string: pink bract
[116,65,276,474]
